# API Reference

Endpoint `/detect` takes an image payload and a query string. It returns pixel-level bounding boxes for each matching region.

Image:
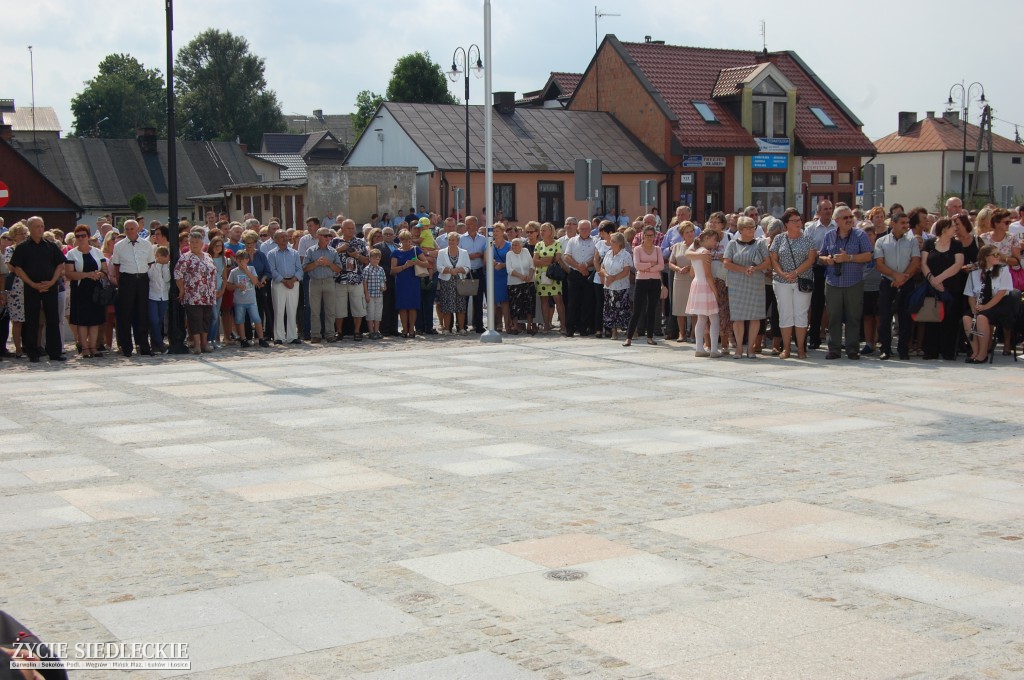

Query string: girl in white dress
[686,231,722,358]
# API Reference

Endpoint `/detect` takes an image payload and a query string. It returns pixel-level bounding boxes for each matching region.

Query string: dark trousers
[663,271,679,338]
[300,273,311,339]
[825,281,864,353]
[878,279,913,356]
[255,283,272,339]
[566,270,595,335]
[418,276,437,332]
[23,285,63,359]
[592,281,605,333]
[116,273,151,355]
[467,269,486,331]
[381,276,398,335]
[809,264,827,343]
[627,278,661,339]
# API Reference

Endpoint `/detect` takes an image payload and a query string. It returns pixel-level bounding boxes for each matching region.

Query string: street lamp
[448,44,483,220]
[947,81,985,200]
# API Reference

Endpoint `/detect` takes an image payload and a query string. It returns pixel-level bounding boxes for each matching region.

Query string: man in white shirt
[1010,205,1024,238]
[461,216,488,332]
[297,217,320,339]
[561,219,599,337]
[804,200,836,349]
[110,219,156,357]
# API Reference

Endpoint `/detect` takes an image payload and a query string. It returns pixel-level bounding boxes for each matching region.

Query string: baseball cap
[418,217,432,227]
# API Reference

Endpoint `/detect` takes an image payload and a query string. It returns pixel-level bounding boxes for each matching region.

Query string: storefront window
[752,172,786,218]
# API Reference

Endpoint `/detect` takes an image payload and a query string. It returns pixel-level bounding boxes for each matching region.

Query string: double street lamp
[448,45,483,219]
[947,81,986,200]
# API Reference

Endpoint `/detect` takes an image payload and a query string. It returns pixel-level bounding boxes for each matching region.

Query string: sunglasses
[76,234,89,239]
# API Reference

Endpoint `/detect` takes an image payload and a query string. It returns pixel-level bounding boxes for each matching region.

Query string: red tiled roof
[712,64,764,98]
[550,72,582,99]
[874,116,1024,154]
[616,40,876,156]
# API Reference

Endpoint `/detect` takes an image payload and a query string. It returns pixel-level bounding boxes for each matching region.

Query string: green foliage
[352,90,384,138]
[70,54,166,138]
[175,29,285,148]
[385,52,458,105]
[128,193,148,215]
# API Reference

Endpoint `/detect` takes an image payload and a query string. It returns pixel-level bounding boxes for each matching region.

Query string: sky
[2,0,1020,145]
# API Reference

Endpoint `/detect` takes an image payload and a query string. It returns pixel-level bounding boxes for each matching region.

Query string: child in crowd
[363,248,387,339]
[148,246,171,352]
[686,230,722,358]
[226,250,269,347]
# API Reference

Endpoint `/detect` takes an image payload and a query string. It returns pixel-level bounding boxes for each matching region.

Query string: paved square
[1,337,1021,678]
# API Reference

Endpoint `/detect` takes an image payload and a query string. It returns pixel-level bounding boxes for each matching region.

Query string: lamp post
[448,45,483,220]
[947,81,985,200]
[165,0,187,354]
[479,0,500,343]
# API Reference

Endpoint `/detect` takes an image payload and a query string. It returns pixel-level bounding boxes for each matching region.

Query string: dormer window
[750,76,787,138]
[753,77,786,96]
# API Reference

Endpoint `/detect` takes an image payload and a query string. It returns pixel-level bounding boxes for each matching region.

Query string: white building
[871,111,1024,209]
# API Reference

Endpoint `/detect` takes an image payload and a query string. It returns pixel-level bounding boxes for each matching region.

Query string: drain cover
[545,569,586,581]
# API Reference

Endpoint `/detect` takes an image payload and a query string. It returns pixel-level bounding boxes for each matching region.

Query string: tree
[175,29,285,148]
[385,52,458,105]
[128,193,148,215]
[352,90,384,138]
[70,54,166,138]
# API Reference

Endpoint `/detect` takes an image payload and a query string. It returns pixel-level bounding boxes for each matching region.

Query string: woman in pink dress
[686,230,722,358]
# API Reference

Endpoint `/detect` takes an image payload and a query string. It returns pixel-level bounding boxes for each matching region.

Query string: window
[890,175,898,186]
[809,107,836,128]
[601,186,619,219]
[692,101,718,123]
[493,183,517,220]
[837,172,852,184]
[772,101,787,137]
[810,173,833,185]
[752,100,766,137]
[1013,157,1022,165]
[537,181,564,225]
[965,155,975,163]
[751,172,787,218]
[753,77,786,96]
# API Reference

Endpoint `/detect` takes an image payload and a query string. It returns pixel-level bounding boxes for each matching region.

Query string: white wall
[346,107,433,172]
[870,151,943,209]
[944,151,1024,205]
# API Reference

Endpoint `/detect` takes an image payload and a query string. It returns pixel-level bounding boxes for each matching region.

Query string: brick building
[568,36,876,222]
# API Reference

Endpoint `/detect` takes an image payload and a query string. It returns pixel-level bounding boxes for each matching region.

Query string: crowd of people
[1,197,1021,365]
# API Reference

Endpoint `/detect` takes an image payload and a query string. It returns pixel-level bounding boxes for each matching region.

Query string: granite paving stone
[0,336,1020,678]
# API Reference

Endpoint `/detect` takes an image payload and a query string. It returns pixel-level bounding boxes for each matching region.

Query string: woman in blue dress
[491,224,513,332]
[390,229,427,338]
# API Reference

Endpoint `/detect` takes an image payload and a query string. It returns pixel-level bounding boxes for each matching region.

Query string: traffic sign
[0,180,9,208]
[855,181,865,197]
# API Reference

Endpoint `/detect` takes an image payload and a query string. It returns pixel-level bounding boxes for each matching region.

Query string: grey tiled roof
[383,102,669,173]
[260,133,308,154]
[8,137,259,209]
[250,153,307,180]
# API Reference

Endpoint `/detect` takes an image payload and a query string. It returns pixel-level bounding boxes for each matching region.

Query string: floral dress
[3,245,25,323]
[174,252,217,306]
[534,240,562,296]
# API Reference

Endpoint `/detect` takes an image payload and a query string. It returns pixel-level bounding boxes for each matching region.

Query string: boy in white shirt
[148,246,171,353]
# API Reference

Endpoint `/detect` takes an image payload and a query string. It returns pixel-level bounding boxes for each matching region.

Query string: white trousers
[272,281,301,341]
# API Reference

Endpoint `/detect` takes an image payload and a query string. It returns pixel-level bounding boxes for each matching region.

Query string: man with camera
[818,205,872,360]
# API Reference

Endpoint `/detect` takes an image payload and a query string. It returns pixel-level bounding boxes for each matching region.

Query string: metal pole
[962,104,967,199]
[480,0,500,343]
[465,73,471,219]
[28,46,36,148]
[166,0,187,354]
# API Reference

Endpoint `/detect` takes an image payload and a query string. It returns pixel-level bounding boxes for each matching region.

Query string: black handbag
[543,248,565,282]
[784,237,813,292]
[92,278,118,306]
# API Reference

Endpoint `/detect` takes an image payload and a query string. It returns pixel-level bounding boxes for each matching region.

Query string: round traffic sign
[0,180,9,208]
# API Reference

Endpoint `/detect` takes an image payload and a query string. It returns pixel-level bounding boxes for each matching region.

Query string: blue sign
[682,156,703,168]
[855,181,865,197]
[752,154,788,169]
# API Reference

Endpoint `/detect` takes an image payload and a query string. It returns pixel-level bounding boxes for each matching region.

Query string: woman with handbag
[600,232,633,340]
[921,218,965,360]
[64,225,108,358]
[769,208,816,359]
[963,245,1016,363]
[534,222,565,333]
[2,224,28,358]
[436,232,471,335]
[391,229,428,338]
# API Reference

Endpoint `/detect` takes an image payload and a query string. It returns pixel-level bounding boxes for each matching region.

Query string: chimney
[926,111,935,118]
[942,110,960,127]
[136,127,158,154]
[313,109,324,122]
[238,142,248,155]
[897,112,917,136]
[493,92,516,115]
[755,48,770,64]
[0,124,12,142]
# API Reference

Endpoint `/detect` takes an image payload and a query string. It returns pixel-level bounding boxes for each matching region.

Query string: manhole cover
[545,569,586,581]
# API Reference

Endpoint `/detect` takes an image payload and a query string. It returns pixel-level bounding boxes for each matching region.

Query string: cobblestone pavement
[1,335,1022,679]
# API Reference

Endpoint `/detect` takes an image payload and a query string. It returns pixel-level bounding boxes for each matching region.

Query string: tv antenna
[595,6,621,51]
[760,20,767,51]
